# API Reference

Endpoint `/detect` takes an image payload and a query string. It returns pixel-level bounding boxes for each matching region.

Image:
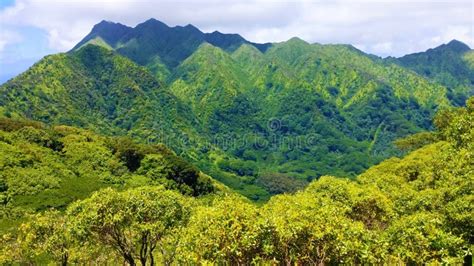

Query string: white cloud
[0,0,473,56]
[372,42,393,54]
[0,28,22,53]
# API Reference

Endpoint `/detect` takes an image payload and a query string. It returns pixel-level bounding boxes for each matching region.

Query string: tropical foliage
[1,97,472,264]
[0,117,215,235]
[3,27,471,199]
[391,39,474,106]
[0,21,472,264]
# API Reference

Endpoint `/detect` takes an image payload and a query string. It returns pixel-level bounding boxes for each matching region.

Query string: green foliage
[165,38,456,196]
[263,192,370,264]
[14,211,72,265]
[394,131,438,152]
[105,136,214,196]
[0,117,215,236]
[67,186,190,266]
[434,97,474,148]
[256,172,307,194]
[2,98,472,264]
[2,33,469,201]
[391,40,474,106]
[177,195,272,264]
[1,21,473,264]
[137,153,214,196]
[0,45,201,152]
[0,27,471,200]
[384,213,465,264]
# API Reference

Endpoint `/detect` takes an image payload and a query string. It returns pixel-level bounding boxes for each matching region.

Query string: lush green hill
[0,45,203,150]
[73,19,271,79]
[167,36,453,199]
[0,117,217,234]
[389,40,474,106]
[1,20,470,201]
[1,97,471,265]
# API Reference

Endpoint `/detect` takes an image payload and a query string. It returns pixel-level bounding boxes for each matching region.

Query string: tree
[67,186,191,266]
[263,192,371,264]
[256,172,307,194]
[384,213,465,264]
[393,131,438,152]
[178,195,272,264]
[138,153,214,196]
[14,210,71,265]
[434,97,473,148]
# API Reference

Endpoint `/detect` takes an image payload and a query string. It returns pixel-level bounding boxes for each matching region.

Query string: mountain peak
[96,20,114,26]
[287,37,307,43]
[231,43,264,66]
[184,24,198,29]
[445,39,471,52]
[73,18,271,67]
[72,20,132,50]
[194,42,219,53]
[91,20,131,31]
[136,18,169,30]
[180,24,202,35]
[204,30,246,51]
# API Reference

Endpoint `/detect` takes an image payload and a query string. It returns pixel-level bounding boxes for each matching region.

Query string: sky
[0,0,473,83]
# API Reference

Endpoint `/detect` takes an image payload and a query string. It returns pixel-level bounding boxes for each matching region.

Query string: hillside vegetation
[0,118,215,234]
[0,18,473,264]
[0,20,472,201]
[1,97,472,265]
[390,40,474,106]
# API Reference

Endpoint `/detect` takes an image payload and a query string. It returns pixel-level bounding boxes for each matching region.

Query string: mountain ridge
[73,18,272,71]
[73,18,472,85]
[388,39,473,106]
[1,19,472,200]
[76,18,472,57]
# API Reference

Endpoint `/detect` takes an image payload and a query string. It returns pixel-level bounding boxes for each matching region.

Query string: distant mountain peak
[180,24,202,35]
[136,18,169,30]
[73,18,273,67]
[72,20,132,50]
[96,20,113,25]
[143,18,165,24]
[91,20,131,31]
[184,24,198,29]
[445,39,471,52]
[286,37,309,44]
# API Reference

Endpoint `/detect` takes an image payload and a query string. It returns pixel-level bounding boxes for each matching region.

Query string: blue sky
[1,0,473,84]
[0,0,14,9]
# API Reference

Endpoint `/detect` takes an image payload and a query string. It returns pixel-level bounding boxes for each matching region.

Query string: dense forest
[0,19,473,264]
[0,97,472,264]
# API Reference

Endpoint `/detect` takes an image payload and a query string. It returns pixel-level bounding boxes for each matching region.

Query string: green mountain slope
[73,19,271,79]
[1,97,472,265]
[389,40,474,106]
[167,38,453,198]
[0,117,216,233]
[0,45,202,149]
[1,20,470,200]
[170,43,251,126]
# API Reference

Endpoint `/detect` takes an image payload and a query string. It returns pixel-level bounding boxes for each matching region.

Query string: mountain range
[1,19,472,200]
